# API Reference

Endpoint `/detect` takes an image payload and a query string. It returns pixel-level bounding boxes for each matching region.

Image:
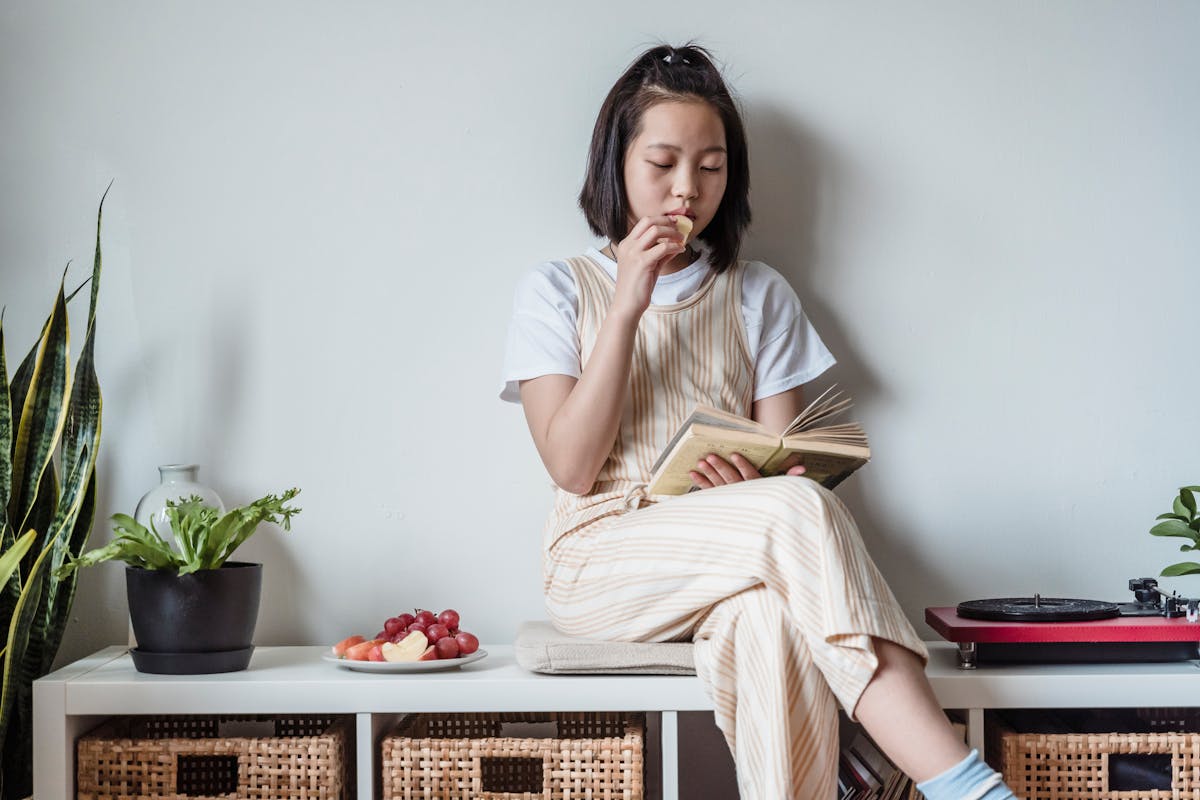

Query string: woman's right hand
[609,216,686,319]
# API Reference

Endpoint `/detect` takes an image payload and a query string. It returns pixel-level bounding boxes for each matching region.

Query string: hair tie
[663,50,691,65]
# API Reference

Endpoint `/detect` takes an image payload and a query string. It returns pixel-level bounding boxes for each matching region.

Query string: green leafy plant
[1149,485,1200,576]
[57,489,301,576]
[0,188,108,800]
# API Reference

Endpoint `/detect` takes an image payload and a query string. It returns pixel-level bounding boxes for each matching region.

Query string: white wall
[2,2,1197,670]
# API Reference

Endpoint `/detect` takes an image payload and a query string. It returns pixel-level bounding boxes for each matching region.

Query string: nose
[673,169,699,202]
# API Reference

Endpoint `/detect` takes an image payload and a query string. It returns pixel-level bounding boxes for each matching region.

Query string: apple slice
[672,215,693,246]
[345,638,385,661]
[332,634,365,657]
[418,645,439,662]
[381,630,428,662]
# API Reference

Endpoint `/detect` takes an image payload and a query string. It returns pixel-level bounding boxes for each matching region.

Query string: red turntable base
[926,602,1200,669]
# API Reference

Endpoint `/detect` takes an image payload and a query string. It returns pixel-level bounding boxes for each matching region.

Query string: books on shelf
[837,715,967,799]
[838,729,918,800]
[646,385,870,496]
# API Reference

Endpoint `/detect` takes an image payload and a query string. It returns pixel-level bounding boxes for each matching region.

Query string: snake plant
[0,187,108,799]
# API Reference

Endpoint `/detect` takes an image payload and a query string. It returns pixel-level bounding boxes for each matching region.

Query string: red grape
[374,630,386,640]
[414,609,436,626]
[427,624,451,642]
[383,617,405,637]
[455,631,479,655]
[407,622,428,638]
[438,609,460,630]
[396,613,415,629]
[435,637,461,659]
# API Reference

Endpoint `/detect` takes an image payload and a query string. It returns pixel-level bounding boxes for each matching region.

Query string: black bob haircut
[578,43,751,274]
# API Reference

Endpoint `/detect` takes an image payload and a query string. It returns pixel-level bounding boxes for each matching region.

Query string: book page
[688,404,766,433]
[783,384,856,437]
[650,406,766,475]
[763,448,868,490]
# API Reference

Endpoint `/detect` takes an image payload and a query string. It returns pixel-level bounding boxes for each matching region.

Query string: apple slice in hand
[381,630,429,662]
[672,215,693,245]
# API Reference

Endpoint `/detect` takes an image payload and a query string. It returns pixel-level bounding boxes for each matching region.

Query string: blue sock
[915,749,1015,800]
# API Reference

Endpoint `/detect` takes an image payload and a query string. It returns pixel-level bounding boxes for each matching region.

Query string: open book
[646,385,869,495]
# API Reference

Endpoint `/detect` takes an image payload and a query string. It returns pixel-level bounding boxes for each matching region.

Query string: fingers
[611,218,686,317]
[629,215,683,241]
[727,452,761,480]
[777,453,807,476]
[690,452,807,490]
[625,217,684,254]
[776,453,804,471]
[691,453,760,489]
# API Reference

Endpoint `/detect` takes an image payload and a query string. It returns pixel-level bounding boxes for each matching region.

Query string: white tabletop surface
[49,644,714,715]
[42,642,1200,715]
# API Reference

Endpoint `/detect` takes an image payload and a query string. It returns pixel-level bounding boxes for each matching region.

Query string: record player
[926,578,1200,669]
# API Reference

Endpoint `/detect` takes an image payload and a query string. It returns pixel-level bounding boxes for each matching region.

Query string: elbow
[550,465,599,496]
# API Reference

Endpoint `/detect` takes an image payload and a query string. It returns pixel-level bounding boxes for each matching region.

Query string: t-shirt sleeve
[744,262,837,401]
[499,261,581,403]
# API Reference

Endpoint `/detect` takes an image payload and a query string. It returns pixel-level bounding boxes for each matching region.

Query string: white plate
[322,649,488,673]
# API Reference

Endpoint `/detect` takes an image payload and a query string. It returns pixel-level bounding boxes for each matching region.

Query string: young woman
[501,43,1016,800]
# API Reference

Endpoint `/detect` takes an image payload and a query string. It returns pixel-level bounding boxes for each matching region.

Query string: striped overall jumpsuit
[541,254,928,799]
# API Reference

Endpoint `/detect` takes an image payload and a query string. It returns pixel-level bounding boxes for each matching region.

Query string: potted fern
[1149,485,1200,576]
[57,488,300,674]
[1,188,108,800]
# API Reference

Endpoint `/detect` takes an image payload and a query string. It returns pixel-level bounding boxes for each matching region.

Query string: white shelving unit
[35,642,1200,799]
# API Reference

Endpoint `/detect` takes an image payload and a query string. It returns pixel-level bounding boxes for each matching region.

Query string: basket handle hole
[480,756,544,794]
[177,754,239,795]
[1108,753,1172,791]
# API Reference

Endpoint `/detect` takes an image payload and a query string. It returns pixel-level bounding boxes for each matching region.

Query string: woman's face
[623,99,728,242]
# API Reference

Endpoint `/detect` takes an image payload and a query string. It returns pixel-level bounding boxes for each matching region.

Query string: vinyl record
[956,597,1120,622]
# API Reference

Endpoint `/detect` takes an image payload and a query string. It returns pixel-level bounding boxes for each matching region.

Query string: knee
[754,475,837,519]
[753,476,859,543]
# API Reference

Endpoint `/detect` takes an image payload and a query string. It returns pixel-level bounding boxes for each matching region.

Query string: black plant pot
[126,561,262,674]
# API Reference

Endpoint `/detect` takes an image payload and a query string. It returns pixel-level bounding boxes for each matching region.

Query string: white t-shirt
[500,243,836,403]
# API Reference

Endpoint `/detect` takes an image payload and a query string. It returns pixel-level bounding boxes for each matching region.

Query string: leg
[544,477,932,797]
[853,638,970,782]
[693,585,840,799]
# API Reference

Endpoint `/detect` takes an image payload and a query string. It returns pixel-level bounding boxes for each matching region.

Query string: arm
[518,306,639,494]
[752,384,806,436]
[519,217,685,494]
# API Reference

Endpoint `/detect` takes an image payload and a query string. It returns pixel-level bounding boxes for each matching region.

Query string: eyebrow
[646,143,727,154]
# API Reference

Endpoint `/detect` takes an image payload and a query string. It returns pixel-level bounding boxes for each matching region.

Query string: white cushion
[514,621,696,675]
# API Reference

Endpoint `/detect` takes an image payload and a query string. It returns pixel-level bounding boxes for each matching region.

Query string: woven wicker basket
[77,715,347,800]
[991,715,1200,799]
[380,711,644,800]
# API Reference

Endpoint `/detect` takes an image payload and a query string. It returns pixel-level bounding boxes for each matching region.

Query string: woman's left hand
[689,453,807,490]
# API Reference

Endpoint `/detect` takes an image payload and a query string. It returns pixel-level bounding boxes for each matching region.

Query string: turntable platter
[957,596,1120,622]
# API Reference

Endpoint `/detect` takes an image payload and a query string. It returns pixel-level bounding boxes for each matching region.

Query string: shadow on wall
[202,288,316,644]
[742,101,944,626]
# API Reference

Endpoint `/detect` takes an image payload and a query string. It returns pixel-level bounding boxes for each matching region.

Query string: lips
[668,209,696,219]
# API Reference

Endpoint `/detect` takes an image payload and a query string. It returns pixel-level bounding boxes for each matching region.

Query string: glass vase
[134,464,225,536]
